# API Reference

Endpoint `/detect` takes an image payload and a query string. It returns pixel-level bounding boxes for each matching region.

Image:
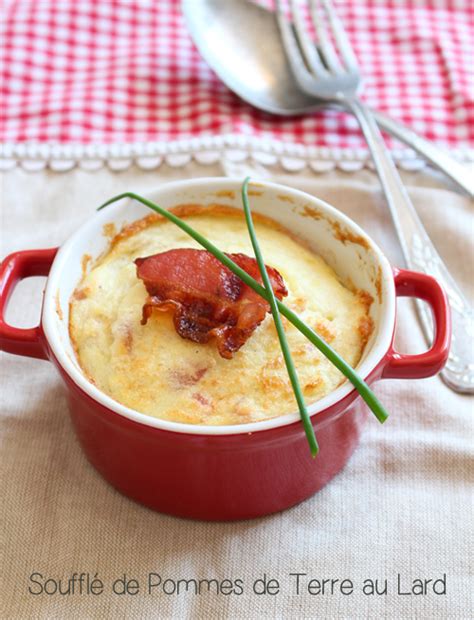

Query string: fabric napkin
[1,160,472,619]
[2,0,473,149]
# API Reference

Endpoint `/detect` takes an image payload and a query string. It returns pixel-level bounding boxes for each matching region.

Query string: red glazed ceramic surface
[0,178,451,520]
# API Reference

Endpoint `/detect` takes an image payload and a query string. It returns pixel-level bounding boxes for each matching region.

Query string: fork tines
[276,0,359,77]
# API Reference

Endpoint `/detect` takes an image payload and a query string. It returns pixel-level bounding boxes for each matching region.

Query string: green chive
[98,190,389,427]
[240,177,318,456]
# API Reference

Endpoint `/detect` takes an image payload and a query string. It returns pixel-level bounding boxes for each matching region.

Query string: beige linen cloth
[1,160,473,619]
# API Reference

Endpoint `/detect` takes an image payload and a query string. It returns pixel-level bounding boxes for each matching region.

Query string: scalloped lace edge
[1,137,473,173]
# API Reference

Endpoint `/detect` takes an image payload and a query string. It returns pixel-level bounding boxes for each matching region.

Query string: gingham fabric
[1,0,473,147]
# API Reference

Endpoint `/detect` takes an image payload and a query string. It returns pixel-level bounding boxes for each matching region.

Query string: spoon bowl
[183,0,320,116]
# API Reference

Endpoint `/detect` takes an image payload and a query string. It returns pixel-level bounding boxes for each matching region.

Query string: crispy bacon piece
[135,249,288,358]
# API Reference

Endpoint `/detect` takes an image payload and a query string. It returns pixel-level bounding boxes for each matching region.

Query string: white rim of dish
[42,177,396,436]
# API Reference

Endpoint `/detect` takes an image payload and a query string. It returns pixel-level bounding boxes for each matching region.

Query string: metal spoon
[183,0,472,196]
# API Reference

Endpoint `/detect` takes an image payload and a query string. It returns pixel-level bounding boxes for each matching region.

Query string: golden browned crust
[214,190,236,199]
[313,320,336,344]
[81,253,92,277]
[358,315,375,348]
[102,222,117,240]
[72,287,89,301]
[331,221,370,249]
[374,265,383,304]
[355,289,375,347]
[70,203,376,425]
[299,205,323,220]
[356,289,374,312]
[55,291,63,321]
[109,203,290,247]
[277,194,295,204]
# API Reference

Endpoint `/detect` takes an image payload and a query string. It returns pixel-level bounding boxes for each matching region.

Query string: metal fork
[277,0,473,393]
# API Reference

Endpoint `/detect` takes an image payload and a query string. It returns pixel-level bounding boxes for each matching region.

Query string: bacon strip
[135,249,288,358]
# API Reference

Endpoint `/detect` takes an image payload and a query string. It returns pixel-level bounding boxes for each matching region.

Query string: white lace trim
[1,136,472,173]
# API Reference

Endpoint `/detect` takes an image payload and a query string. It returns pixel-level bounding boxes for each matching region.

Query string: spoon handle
[371,110,473,196]
[346,97,473,394]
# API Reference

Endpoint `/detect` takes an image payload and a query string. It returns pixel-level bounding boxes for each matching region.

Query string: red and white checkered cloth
[1,0,473,148]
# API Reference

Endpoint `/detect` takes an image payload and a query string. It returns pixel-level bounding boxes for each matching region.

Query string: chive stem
[240,177,318,456]
[98,191,389,425]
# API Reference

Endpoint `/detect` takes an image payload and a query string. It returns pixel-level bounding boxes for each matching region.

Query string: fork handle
[345,97,473,394]
[371,110,473,197]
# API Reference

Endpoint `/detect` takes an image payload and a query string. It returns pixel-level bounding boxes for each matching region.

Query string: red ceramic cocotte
[0,178,451,520]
